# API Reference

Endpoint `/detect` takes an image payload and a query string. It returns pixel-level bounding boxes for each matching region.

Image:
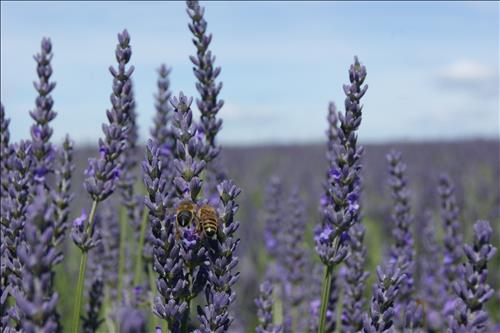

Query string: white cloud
[438,60,495,81]
[436,60,499,98]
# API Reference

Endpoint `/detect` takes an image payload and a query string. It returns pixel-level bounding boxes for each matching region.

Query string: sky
[1,1,499,146]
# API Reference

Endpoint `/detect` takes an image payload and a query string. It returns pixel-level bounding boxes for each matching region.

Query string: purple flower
[341,224,369,332]
[439,174,464,318]
[15,186,62,332]
[274,189,309,331]
[29,37,57,188]
[71,208,100,252]
[450,220,496,332]
[73,209,87,229]
[83,29,134,202]
[187,0,224,162]
[386,150,415,326]
[363,264,406,333]
[328,167,341,181]
[255,281,281,333]
[315,56,367,268]
[1,140,33,326]
[50,135,75,248]
[263,176,284,262]
[151,64,175,152]
[417,211,446,331]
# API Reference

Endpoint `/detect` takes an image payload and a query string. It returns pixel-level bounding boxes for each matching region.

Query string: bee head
[177,210,193,227]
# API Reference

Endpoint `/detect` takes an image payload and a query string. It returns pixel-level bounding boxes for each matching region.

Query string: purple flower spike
[83,29,134,202]
[151,64,175,153]
[439,174,464,319]
[263,176,284,265]
[450,220,496,332]
[145,138,189,331]
[255,281,281,333]
[15,186,62,332]
[29,37,57,187]
[363,264,406,333]
[1,140,33,326]
[418,211,446,331]
[49,135,74,250]
[341,224,369,333]
[315,56,367,267]
[187,0,224,161]
[386,150,415,327]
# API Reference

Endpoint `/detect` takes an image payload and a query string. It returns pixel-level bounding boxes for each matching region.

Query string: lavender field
[1,1,499,333]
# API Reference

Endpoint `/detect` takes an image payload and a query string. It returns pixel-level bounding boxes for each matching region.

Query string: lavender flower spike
[362,264,406,333]
[15,186,62,332]
[255,281,281,333]
[264,177,284,267]
[144,139,188,331]
[418,211,445,331]
[0,104,12,203]
[1,141,33,329]
[439,175,463,305]
[72,29,134,333]
[386,151,415,313]
[450,220,496,332]
[30,37,57,185]
[315,56,367,333]
[281,189,308,331]
[83,29,134,202]
[186,0,223,160]
[50,135,74,248]
[170,92,208,329]
[151,64,175,152]
[197,179,241,332]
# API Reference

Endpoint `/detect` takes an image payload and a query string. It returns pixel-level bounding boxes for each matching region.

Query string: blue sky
[1,1,498,145]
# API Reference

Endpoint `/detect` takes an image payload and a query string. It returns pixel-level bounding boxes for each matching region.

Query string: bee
[175,200,197,227]
[196,204,219,240]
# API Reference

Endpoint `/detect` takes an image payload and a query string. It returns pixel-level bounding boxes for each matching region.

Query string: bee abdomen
[203,219,218,238]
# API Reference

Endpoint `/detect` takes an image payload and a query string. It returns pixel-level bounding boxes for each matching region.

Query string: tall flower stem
[117,206,127,302]
[72,200,98,333]
[319,265,333,333]
[318,237,339,333]
[133,207,149,285]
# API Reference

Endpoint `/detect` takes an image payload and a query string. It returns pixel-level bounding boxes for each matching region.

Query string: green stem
[71,200,98,333]
[318,265,333,333]
[133,208,149,286]
[117,206,127,302]
[318,236,340,333]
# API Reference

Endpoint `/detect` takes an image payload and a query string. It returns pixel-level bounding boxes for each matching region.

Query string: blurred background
[1,1,499,331]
